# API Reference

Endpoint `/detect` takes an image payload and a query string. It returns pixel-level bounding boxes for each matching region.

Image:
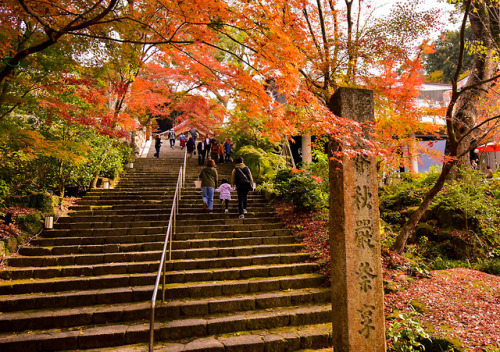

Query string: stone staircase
[0,147,332,351]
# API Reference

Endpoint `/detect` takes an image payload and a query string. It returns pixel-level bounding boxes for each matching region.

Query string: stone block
[207,316,246,334]
[222,282,248,295]
[212,268,240,281]
[263,334,287,352]
[125,324,151,344]
[77,324,127,349]
[180,300,209,316]
[240,267,268,279]
[209,297,255,314]
[300,329,330,349]
[160,318,207,339]
[40,330,79,350]
[255,294,291,309]
[183,337,224,352]
[259,279,280,292]
[246,313,289,330]
[222,335,265,352]
[268,266,290,276]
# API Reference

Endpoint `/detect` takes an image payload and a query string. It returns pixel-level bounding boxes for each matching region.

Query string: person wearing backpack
[167,129,176,148]
[231,156,254,219]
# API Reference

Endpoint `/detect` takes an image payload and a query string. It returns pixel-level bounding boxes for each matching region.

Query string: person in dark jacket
[231,156,254,219]
[224,139,233,162]
[204,135,212,156]
[210,139,220,163]
[199,159,218,211]
[186,137,196,158]
[154,135,162,158]
[197,140,206,166]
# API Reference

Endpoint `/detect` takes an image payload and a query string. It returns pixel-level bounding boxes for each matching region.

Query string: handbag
[194,179,202,188]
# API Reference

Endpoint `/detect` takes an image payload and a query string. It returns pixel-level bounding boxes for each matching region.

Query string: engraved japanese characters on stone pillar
[328,87,386,352]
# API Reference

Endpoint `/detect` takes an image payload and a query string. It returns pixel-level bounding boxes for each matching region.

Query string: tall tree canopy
[424,27,474,83]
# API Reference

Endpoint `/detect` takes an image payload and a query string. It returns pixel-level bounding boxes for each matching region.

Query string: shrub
[273,168,328,210]
[235,145,283,183]
[387,312,431,351]
[15,212,43,237]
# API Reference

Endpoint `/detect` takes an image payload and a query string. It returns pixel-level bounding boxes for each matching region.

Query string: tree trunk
[446,0,499,172]
[391,161,455,253]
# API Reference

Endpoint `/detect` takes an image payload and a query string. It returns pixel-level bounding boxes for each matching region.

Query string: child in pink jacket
[215,178,234,213]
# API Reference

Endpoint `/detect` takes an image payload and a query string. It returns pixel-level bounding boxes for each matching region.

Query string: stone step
[20,235,296,257]
[0,252,310,280]
[69,204,272,213]
[0,305,331,351]
[0,287,329,332]
[56,214,278,224]
[41,222,283,238]
[73,200,268,208]
[80,322,332,351]
[7,242,303,267]
[0,262,319,296]
[31,231,293,248]
[38,228,290,243]
[0,274,325,312]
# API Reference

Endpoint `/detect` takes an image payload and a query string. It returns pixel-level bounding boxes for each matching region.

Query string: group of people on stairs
[153,129,233,163]
[198,156,254,219]
[152,130,250,218]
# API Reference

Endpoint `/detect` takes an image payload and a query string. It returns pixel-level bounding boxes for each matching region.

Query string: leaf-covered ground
[385,268,500,351]
[273,200,500,351]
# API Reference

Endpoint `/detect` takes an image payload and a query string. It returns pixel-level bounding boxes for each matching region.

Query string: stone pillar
[302,134,312,164]
[328,87,386,352]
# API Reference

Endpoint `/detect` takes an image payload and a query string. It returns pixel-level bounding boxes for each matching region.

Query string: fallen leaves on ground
[385,267,500,351]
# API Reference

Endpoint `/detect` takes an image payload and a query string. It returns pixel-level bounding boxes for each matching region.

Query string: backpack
[234,167,251,185]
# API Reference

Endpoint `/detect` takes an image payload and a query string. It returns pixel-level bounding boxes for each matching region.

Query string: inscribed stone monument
[328,87,386,352]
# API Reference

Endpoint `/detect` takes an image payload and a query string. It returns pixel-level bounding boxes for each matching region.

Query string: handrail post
[162,252,166,302]
[149,305,155,351]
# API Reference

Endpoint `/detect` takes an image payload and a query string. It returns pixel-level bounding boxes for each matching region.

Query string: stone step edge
[0,262,319,295]
[0,274,326,312]
[40,228,290,240]
[65,323,333,352]
[0,306,332,351]
[0,287,330,331]
[27,234,295,251]
[8,243,304,262]
[0,252,310,280]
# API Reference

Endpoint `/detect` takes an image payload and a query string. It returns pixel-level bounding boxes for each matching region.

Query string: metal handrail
[183,147,187,185]
[149,149,188,351]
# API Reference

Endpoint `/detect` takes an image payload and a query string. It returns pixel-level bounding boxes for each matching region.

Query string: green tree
[424,28,474,83]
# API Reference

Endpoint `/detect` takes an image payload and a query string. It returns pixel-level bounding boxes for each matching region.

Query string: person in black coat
[197,140,206,165]
[154,135,162,158]
[186,137,196,158]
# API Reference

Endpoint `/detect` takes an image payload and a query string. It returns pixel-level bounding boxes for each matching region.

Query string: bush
[387,312,431,352]
[273,168,328,210]
[15,212,43,236]
[0,179,10,208]
[235,145,283,183]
